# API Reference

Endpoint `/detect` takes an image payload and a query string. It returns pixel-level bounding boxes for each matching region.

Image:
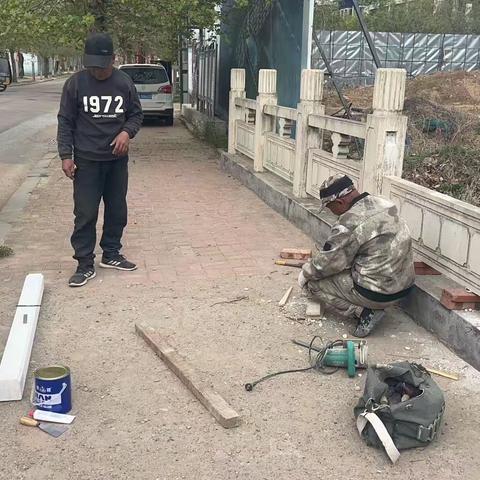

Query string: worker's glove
[298,270,308,289]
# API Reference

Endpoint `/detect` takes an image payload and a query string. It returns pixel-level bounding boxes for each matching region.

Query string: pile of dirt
[324,71,480,206]
[325,70,480,113]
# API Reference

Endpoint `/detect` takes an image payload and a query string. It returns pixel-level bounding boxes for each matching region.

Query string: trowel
[20,416,69,438]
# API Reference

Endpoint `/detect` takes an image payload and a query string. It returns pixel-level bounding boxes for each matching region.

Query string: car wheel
[165,115,174,126]
[0,85,6,92]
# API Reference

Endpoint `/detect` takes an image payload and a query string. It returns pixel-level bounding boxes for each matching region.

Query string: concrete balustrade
[227,66,480,295]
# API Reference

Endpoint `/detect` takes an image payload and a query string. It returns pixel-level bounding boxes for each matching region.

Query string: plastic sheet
[312,30,480,86]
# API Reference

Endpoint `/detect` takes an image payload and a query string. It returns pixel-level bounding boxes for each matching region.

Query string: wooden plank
[278,286,293,307]
[135,324,240,429]
[0,274,44,401]
[280,248,312,260]
[426,368,459,381]
[274,259,305,268]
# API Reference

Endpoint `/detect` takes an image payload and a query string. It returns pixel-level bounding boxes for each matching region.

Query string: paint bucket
[32,366,72,414]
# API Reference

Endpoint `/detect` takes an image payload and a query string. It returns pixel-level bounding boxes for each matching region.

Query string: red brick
[280,248,312,260]
[414,261,441,276]
[440,288,480,310]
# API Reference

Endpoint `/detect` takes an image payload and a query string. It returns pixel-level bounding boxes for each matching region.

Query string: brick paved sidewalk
[1,121,310,287]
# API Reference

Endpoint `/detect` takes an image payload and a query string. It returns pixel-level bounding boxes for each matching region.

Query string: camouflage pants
[307,270,399,318]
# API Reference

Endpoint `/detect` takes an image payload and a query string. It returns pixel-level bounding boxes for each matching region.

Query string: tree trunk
[43,57,50,78]
[90,0,108,31]
[17,51,24,78]
[8,50,17,82]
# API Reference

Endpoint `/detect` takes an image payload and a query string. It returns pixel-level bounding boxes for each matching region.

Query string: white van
[119,63,173,125]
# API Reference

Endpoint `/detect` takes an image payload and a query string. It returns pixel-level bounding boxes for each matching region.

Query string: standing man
[57,33,143,287]
[298,174,415,337]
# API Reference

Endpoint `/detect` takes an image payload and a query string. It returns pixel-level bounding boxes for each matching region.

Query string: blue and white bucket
[32,365,72,414]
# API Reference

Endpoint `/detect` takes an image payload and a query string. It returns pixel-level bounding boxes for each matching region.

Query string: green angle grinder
[293,338,368,378]
[245,338,368,391]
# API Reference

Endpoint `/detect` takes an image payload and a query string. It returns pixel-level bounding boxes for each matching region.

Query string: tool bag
[354,362,445,463]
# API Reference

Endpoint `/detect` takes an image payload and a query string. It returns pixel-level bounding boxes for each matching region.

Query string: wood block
[135,324,240,429]
[414,262,441,276]
[440,288,480,310]
[280,248,312,260]
[0,274,44,401]
[306,299,323,318]
[278,286,293,307]
[275,259,305,268]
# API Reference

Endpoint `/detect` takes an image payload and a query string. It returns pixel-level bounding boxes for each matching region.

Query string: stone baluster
[254,69,277,172]
[228,69,246,154]
[331,132,350,160]
[293,69,324,197]
[361,68,408,195]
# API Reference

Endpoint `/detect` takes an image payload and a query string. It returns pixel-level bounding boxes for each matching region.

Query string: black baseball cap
[83,33,114,68]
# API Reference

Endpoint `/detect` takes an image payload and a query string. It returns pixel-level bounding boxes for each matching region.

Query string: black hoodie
[57,69,143,161]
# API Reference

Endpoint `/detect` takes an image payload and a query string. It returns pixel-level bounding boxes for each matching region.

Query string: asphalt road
[0,78,66,210]
[0,78,64,134]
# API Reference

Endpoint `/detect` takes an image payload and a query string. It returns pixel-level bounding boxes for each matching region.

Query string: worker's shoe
[68,266,96,287]
[99,254,137,271]
[353,308,385,338]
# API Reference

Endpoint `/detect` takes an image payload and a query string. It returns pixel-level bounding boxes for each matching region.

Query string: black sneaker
[99,254,137,271]
[353,308,386,338]
[68,267,96,287]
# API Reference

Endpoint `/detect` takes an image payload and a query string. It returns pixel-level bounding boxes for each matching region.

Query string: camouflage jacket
[302,193,415,295]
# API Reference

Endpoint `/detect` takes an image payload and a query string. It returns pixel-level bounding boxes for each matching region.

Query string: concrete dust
[0,273,479,479]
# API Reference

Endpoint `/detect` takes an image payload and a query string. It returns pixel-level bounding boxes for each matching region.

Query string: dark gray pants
[307,271,399,318]
[71,157,128,268]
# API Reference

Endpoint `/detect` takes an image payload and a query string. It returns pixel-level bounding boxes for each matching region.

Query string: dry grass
[0,246,14,258]
[323,71,480,206]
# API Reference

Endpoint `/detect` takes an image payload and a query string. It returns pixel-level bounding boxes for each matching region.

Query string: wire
[244,337,345,391]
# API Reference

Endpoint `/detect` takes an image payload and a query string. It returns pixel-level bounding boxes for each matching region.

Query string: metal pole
[179,36,183,109]
[351,0,381,69]
[312,33,363,158]
[312,33,350,115]
[301,0,315,70]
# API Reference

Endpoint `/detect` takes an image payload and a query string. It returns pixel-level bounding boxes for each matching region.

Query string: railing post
[254,69,277,172]
[228,69,246,154]
[293,69,324,198]
[361,68,408,195]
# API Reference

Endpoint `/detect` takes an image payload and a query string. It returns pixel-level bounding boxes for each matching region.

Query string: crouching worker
[298,174,415,337]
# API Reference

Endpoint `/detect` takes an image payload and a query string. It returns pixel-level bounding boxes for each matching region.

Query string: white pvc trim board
[0,274,44,401]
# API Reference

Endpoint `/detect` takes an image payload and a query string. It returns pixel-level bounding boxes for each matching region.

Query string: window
[121,67,169,85]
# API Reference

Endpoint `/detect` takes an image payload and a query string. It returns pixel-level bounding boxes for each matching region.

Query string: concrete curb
[219,151,333,242]
[400,277,480,371]
[181,106,227,137]
[219,149,480,372]
[0,153,56,246]
[9,75,70,88]
[10,78,55,87]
